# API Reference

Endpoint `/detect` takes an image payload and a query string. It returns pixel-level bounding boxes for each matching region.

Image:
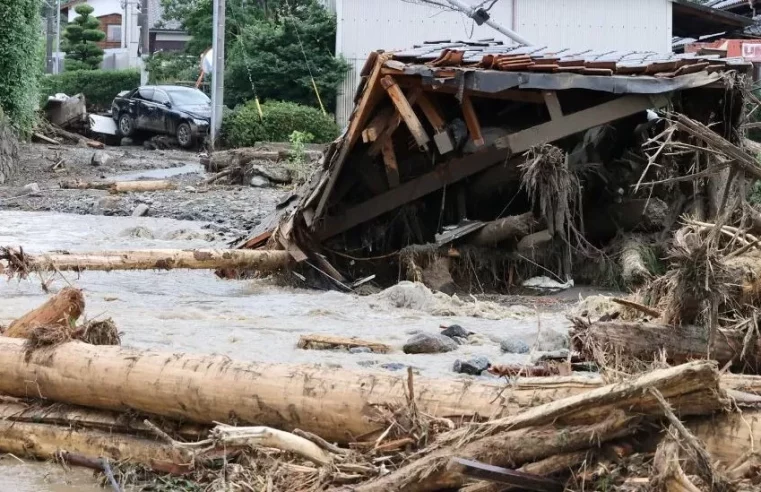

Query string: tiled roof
[392,40,749,78]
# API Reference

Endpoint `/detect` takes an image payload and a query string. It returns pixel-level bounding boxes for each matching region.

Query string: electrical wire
[282,0,327,115]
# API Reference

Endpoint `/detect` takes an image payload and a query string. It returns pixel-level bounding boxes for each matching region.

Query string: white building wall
[333,0,673,127]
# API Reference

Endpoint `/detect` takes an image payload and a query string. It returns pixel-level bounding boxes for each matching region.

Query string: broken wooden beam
[542,91,563,121]
[469,213,541,247]
[0,248,291,274]
[417,92,454,154]
[368,88,422,157]
[462,95,485,147]
[496,95,669,153]
[380,76,430,150]
[297,334,391,354]
[381,139,400,188]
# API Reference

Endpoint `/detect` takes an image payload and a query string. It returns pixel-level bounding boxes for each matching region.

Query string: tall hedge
[222,100,339,148]
[0,0,42,132]
[40,70,141,111]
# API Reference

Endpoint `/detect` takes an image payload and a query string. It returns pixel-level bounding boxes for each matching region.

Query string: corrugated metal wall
[333,0,673,127]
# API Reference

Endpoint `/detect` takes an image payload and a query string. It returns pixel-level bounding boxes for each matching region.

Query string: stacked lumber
[1,291,761,491]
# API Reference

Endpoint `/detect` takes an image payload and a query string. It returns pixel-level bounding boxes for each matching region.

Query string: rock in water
[349,346,372,354]
[132,203,150,217]
[249,175,271,188]
[441,324,471,339]
[453,356,491,376]
[536,329,570,352]
[501,339,530,354]
[403,333,458,354]
[91,151,112,167]
[380,362,406,371]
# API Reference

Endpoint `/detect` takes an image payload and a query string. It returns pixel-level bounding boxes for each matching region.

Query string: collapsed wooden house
[239,41,753,290]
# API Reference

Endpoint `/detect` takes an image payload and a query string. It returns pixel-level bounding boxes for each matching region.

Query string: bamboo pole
[0,338,604,444]
[6,249,291,273]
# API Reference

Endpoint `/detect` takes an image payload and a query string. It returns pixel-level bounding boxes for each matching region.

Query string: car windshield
[166,88,210,106]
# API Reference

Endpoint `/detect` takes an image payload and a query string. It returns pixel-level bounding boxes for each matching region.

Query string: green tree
[0,0,42,131]
[161,0,348,110]
[62,4,105,71]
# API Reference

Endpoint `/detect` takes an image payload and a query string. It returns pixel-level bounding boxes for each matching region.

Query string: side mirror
[164,102,172,109]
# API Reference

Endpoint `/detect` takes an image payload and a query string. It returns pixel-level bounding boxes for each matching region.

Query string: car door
[150,89,171,134]
[134,88,155,131]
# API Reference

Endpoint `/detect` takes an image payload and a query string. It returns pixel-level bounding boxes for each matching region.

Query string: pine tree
[62,4,105,71]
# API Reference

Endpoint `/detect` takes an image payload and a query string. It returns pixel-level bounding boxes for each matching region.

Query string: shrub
[0,0,42,132]
[222,100,338,148]
[145,52,201,85]
[62,4,105,71]
[40,70,140,111]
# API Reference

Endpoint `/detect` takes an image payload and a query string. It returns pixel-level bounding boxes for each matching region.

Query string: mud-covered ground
[0,142,288,240]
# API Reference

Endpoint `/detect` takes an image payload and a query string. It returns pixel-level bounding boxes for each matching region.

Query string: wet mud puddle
[0,210,572,489]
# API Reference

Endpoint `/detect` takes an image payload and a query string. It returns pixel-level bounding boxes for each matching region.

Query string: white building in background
[324,0,727,127]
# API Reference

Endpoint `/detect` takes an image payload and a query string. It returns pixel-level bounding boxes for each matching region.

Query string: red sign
[743,42,761,62]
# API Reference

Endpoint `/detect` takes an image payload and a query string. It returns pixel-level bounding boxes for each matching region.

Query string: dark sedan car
[112,85,211,148]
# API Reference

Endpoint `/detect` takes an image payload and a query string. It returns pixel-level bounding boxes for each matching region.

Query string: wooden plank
[416,92,446,131]
[381,139,400,188]
[362,108,394,143]
[453,458,563,492]
[317,148,513,239]
[543,91,563,121]
[380,76,430,150]
[368,88,422,157]
[461,95,484,147]
[315,53,390,219]
[497,94,670,153]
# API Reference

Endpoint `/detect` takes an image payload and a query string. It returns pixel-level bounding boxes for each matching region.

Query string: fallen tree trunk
[109,180,175,193]
[354,362,724,492]
[59,179,113,190]
[0,420,190,474]
[5,287,84,338]
[43,123,104,149]
[297,334,391,354]
[572,320,761,371]
[620,237,651,287]
[468,213,540,247]
[4,249,291,273]
[207,146,324,171]
[0,398,207,440]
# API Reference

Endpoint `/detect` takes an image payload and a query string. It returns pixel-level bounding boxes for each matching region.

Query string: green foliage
[0,0,42,132]
[287,130,315,183]
[40,70,141,111]
[161,0,349,110]
[145,52,201,85]
[63,4,105,71]
[222,100,338,148]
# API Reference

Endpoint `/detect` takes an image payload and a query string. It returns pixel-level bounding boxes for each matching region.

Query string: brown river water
[0,210,577,490]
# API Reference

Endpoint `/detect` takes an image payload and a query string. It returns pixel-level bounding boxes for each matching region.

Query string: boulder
[249,175,272,188]
[91,151,112,167]
[500,339,530,354]
[23,182,41,196]
[132,204,150,217]
[535,329,570,352]
[403,333,458,354]
[453,356,491,376]
[441,324,471,339]
[349,346,372,354]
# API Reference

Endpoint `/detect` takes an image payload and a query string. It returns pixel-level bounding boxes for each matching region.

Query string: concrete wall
[332,0,673,127]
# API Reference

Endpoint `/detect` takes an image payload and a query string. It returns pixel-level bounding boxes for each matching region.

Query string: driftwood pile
[0,290,761,491]
[201,144,325,187]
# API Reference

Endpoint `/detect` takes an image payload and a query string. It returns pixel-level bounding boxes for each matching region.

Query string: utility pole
[442,0,531,45]
[210,0,226,148]
[138,0,150,84]
[54,0,61,73]
[46,1,55,73]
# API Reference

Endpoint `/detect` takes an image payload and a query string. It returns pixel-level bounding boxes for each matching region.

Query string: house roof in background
[672,0,753,37]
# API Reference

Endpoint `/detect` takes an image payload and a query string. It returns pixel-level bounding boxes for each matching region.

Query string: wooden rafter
[543,91,563,121]
[462,95,485,147]
[380,76,430,150]
[368,88,422,157]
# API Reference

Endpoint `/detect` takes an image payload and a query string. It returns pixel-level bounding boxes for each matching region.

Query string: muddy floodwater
[0,210,579,490]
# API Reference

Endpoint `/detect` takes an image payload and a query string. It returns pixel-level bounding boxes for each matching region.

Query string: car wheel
[118,114,135,137]
[176,122,194,148]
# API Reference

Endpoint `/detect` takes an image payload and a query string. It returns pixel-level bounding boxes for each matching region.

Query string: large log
[0,420,189,473]
[9,248,291,273]
[5,287,84,338]
[0,338,609,444]
[573,320,761,371]
[109,180,175,193]
[689,410,761,475]
[468,213,540,247]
